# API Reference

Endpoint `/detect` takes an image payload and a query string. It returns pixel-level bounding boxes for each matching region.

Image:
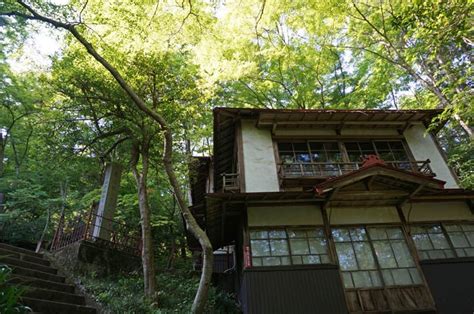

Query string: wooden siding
[240,265,348,314]
[345,286,434,313]
[421,258,474,314]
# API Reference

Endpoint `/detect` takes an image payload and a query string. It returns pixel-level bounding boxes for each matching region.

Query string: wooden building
[189,108,474,314]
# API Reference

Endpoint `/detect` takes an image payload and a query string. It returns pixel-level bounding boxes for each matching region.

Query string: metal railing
[221,173,240,192]
[278,159,433,179]
[51,208,141,256]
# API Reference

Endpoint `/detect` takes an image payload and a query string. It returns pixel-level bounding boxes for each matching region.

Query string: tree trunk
[131,141,157,300]
[0,133,5,177]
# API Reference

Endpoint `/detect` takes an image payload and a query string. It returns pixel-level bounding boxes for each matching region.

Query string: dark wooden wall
[239,265,348,314]
[421,258,474,314]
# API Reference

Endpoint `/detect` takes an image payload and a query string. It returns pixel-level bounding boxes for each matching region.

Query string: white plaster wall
[241,120,280,192]
[402,201,473,222]
[248,205,323,226]
[328,206,400,225]
[404,124,458,188]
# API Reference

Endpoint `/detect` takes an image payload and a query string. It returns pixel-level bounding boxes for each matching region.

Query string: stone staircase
[0,242,97,314]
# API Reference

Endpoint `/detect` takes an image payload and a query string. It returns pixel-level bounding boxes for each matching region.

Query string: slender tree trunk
[131,141,157,299]
[0,133,5,177]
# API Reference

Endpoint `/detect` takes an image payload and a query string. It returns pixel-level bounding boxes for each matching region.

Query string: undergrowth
[77,258,240,313]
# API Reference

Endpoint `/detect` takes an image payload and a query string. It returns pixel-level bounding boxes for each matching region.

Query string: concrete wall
[401,201,473,222]
[241,120,280,192]
[247,205,323,226]
[328,206,400,225]
[404,124,458,188]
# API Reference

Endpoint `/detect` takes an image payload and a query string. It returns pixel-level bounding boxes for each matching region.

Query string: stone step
[20,297,96,314]
[22,286,85,306]
[11,265,65,283]
[0,243,43,259]
[10,275,76,294]
[0,247,51,266]
[0,256,57,275]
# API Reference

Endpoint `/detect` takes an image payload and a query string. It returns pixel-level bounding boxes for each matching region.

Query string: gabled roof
[314,162,446,196]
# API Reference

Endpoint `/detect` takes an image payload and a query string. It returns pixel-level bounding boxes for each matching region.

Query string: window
[411,223,474,260]
[332,226,422,289]
[344,140,408,163]
[278,142,342,177]
[249,228,330,267]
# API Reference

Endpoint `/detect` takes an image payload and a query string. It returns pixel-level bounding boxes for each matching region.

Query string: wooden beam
[398,184,425,206]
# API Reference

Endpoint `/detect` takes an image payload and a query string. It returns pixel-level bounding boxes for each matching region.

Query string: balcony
[278,159,434,180]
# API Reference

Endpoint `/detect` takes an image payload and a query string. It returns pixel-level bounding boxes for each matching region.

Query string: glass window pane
[373,241,397,268]
[392,268,412,285]
[375,142,389,150]
[262,257,281,266]
[456,248,466,257]
[296,153,311,162]
[368,228,387,240]
[444,224,461,232]
[250,231,268,239]
[354,242,376,269]
[292,256,303,265]
[302,255,320,264]
[269,230,286,239]
[278,143,293,151]
[350,228,368,241]
[270,239,289,256]
[386,228,403,239]
[293,143,308,151]
[281,256,291,265]
[465,248,474,257]
[290,239,310,255]
[320,255,331,264]
[287,229,306,238]
[461,224,474,231]
[392,240,415,267]
[252,257,262,266]
[353,271,373,288]
[309,142,324,150]
[465,232,474,246]
[309,239,328,254]
[280,153,294,164]
[427,250,446,259]
[449,233,469,248]
[370,271,382,287]
[381,270,394,286]
[342,272,354,289]
[251,240,270,257]
[309,228,325,237]
[332,229,351,242]
[335,243,358,270]
[412,234,433,250]
[429,233,450,249]
[409,268,422,284]
[359,142,373,150]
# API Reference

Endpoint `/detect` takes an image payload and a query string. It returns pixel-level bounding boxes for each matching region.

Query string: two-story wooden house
[189,108,474,314]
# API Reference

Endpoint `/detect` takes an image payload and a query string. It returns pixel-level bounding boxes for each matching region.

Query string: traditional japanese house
[189,107,474,314]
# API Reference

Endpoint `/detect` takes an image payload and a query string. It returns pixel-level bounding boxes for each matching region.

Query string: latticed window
[249,228,330,267]
[332,226,422,289]
[411,223,474,260]
[344,140,408,163]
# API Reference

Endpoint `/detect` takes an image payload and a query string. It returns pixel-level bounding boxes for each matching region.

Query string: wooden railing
[51,207,141,256]
[278,159,433,179]
[221,173,239,192]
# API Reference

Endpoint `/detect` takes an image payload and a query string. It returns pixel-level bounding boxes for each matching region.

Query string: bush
[78,259,240,313]
[0,265,31,313]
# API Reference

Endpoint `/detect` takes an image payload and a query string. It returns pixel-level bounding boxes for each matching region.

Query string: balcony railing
[278,159,433,179]
[51,207,141,256]
[221,173,240,192]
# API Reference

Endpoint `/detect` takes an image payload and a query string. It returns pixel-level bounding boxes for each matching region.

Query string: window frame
[248,226,332,267]
[410,221,474,260]
[331,224,425,290]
